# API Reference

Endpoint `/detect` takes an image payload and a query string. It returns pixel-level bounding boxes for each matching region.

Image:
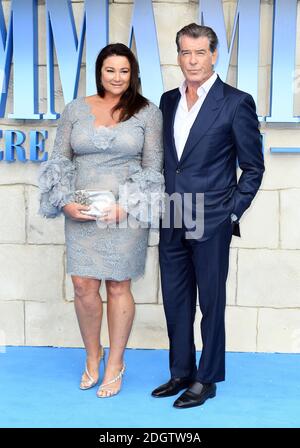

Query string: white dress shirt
[174,72,218,161]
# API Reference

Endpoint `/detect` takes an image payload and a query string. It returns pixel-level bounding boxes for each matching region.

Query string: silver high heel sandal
[79,346,105,390]
[96,364,126,398]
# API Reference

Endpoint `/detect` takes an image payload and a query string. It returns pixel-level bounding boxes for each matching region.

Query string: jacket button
[176,168,181,174]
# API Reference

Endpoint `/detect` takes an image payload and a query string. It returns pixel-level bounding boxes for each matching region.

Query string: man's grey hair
[176,23,219,53]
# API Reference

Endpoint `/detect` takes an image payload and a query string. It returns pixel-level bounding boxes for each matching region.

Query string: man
[151,23,265,409]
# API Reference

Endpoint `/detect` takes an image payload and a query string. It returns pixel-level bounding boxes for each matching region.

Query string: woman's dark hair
[95,43,149,122]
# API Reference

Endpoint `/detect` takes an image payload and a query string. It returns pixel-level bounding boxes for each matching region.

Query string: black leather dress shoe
[151,378,192,398]
[173,381,216,409]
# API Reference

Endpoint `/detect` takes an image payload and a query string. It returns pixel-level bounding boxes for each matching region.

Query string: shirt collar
[179,72,218,97]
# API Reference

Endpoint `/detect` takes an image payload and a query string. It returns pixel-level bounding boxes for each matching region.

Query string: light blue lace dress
[38,97,164,281]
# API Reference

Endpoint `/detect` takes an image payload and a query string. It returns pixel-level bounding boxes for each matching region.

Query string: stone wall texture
[0,0,300,353]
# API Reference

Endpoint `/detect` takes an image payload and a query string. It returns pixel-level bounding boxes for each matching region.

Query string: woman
[38,43,164,398]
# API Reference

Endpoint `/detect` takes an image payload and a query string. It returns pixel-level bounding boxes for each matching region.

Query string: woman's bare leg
[72,276,103,385]
[97,279,134,397]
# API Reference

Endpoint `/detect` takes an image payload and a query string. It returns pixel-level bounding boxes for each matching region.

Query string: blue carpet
[0,347,299,428]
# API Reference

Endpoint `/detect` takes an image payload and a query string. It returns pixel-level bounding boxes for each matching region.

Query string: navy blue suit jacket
[159,75,265,242]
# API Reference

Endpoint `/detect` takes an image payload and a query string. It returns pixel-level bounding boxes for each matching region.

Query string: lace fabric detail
[37,97,164,280]
[118,103,165,228]
[119,166,165,228]
[38,101,76,217]
[38,156,76,217]
[92,127,117,150]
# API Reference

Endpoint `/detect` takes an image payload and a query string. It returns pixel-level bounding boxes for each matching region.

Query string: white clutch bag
[74,190,116,217]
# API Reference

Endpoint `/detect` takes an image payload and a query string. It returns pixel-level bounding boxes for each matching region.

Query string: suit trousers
[159,216,233,383]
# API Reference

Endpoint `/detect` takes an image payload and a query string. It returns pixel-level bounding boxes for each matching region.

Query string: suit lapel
[164,89,180,164]
[179,76,225,165]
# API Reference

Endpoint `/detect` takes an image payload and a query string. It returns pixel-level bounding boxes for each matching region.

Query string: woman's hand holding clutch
[62,203,97,221]
[97,204,127,224]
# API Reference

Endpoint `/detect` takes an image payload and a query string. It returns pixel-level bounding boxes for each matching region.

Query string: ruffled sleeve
[38,102,76,218]
[118,103,165,228]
